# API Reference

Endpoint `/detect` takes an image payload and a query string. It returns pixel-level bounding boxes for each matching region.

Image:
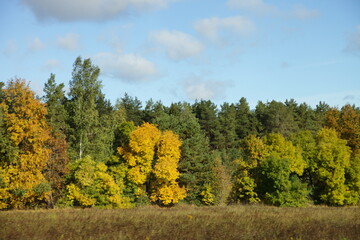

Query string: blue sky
[1,0,359,108]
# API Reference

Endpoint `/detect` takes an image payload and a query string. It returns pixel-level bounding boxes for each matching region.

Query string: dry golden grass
[0,204,359,240]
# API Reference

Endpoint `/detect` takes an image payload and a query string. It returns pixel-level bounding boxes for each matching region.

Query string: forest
[0,56,359,209]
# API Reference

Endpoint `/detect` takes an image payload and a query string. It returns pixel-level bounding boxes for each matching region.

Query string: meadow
[1,205,359,240]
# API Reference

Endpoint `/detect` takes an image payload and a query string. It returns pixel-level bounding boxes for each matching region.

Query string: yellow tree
[151,131,186,205]
[118,123,161,198]
[66,156,131,208]
[0,78,51,209]
[118,123,185,205]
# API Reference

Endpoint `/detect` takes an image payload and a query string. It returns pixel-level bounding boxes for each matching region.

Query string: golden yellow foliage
[119,124,185,205]
[0,79,51,209]
[118,123,161,185]
[66,156,131,208]
[151,131,186,205]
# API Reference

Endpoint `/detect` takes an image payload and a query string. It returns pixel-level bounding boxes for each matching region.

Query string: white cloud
[42,59,61,71]
[194,16,255,43]
[183,77,230,100]
[57,33,79,51]
[2,40,17,56]
[94,52,158,82]
[150,30,204,61]
[345,25,360,55]
[227,0,277,15]
[28,37,45,52]
[22,0,174,22]
[290,5,319,19]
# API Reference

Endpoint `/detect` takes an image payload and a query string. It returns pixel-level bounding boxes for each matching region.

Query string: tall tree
[118,123,161,201]
[42,74,69,207]
[218,102,238,151]
[67,56,103,161]
[294,103,320,132]
[235,97,258,139]
[192,100,221,150]
[339,105,360,155]
[150,131,186,205]
[154,103,216,205]
[255,100,298,137]
[118,93,143,126]
[314,128,351,205]
[143,99,167,123]
[0,78,51,209]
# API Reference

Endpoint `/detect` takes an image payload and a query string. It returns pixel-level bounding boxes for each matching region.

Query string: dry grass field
[1,205,359,240]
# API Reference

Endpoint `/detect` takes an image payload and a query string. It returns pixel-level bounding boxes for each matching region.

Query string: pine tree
[154,103,216,205]
[42,74,69,207]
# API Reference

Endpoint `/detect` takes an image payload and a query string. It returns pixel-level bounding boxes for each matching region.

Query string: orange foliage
[0,79,51,209]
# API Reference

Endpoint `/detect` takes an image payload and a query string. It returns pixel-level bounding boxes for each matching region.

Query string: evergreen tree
[154,103,216,205]
[295,103,320,132]
[192,100,221,150]
[235,97,258,139]
[218,102,238,150]
[118,93,143,126]
[255,100,299,137]
[42,74,69,207]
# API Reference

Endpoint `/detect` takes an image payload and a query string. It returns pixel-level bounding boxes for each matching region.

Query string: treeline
[0,56,359,209]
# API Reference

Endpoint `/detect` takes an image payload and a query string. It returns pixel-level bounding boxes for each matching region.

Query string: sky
[1,0,359,109]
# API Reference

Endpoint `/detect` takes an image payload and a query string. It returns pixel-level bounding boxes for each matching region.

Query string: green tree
[314,128,351,205]
[295,103,320,132]
[143,99,167,124]
[255,100,299,137]
[230,135,266,204]
[192,100,221,150]
[154,103,216,205]
[235,97,258,139]
[258,133,308,206]
[42,74,69,207]
[118,93,143,126]
[67,56,107,161]
[218,102,238,151]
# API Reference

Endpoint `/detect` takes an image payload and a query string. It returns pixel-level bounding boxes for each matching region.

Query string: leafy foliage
[0,78,51,209]
[65,156,131,208]
[151,131,186,205]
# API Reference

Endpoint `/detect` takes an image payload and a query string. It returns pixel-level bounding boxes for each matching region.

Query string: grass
[0,205,359,240]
